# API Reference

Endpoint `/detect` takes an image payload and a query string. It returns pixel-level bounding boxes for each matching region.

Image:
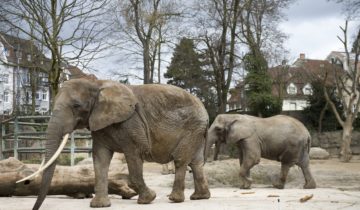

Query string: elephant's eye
[215,127,222,132]
[73,103,81,109]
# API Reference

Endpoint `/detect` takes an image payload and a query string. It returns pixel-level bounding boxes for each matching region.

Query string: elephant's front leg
[237,142,258,189]
[125,153,156,204]
[239,164,253,189]
[90,141,114,208]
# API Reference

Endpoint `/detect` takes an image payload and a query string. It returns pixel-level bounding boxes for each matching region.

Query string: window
[4,92,9,103]
[36,92,40,100]
[0,74,9,83]
[42,91,47,101]
[41,76,48,83]
[27,54,31,61]
[4,48,9,56]
[23,73,30,84]
[26,91,30,102]
[304,87,312,95]
[39,72,48,84]
[289,102,297,110]
[303,83,313,95]
[287,83,297,95]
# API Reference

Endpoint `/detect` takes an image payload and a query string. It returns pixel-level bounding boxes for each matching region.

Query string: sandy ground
[1,157,360,210]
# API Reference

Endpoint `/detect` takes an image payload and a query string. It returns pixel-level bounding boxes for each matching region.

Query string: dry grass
[201,159,304,188]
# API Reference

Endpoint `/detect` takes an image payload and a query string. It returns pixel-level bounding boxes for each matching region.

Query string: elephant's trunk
[205,130,216,161]
[32,111,73,210]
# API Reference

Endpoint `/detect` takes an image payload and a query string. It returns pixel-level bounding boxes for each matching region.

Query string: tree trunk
[143,45,151,84]
[318,102,328,133]
[0,157,136,199]
[340,121,353,162]
[29,68,37,115]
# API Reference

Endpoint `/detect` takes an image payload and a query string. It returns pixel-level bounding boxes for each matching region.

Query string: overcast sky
[280,0,358,62]
[90,0,359,83]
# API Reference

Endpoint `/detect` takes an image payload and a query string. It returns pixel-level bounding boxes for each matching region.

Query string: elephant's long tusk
[38,158,45,169]
[16,133,70,183]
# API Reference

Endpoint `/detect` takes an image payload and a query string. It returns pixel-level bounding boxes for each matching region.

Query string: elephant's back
[262,115,310,142]
[130,84,207,119]
[268,115,308,132]
[130,84,209,163]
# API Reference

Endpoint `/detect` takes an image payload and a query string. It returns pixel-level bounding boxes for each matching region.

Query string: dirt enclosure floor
[1,157,360,210]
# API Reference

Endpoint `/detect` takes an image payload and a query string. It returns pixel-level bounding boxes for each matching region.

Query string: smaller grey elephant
[208,114,316,189]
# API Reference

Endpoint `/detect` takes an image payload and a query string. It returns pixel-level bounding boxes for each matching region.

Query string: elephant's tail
[203,122,209,165]
[307,134,311,154]
[300,134,311,165]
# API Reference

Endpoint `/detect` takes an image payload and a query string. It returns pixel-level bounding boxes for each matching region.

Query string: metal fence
[0,115,92,166]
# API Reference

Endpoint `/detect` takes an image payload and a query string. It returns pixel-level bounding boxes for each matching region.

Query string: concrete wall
[312,131,360,157]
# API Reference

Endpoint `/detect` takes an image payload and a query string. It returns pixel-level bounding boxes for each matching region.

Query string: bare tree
[237,0,290,57]
[0,0,108,107]
[332,0,360,19]
[323,21,360,162]
[109,0,182,84]
[195,0,241,114]
[194,0,291,114]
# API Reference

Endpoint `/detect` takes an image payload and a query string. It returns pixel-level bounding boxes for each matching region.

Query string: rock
[76,157,93,165]
[309,147,330,160]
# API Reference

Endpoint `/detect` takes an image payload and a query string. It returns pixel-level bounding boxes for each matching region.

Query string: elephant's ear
[227,118,255,144]
[89,82,137,131]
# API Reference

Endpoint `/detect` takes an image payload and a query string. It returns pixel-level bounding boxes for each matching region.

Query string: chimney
[299,53,305,60]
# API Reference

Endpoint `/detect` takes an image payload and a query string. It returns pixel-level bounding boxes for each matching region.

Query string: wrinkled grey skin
[207,114,316,189]
[30,79,210,210]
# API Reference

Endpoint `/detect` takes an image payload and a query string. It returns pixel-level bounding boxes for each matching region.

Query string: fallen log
[0,157,137,199]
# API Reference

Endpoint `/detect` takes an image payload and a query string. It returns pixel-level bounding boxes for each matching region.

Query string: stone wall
[311,131,360,156]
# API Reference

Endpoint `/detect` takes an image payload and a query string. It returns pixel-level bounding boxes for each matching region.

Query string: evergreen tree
[164,38,217,121]
[165,38,203,93]
[244,52,282,117]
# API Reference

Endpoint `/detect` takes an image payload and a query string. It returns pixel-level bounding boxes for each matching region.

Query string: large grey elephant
[19,79,210,210]
[207,114,316,189]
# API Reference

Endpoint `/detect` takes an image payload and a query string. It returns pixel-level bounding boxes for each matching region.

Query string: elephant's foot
[273,182,285,189]
[239,179,252,189]
[169,190,185,203]
[240,184,252,189]
[304,180,316,189]
[190,190,211,200]
[137,188,156,204]
[90,196,111,208]
[116,184,138,199]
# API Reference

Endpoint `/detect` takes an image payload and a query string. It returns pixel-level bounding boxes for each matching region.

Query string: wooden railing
[0,115,92,166]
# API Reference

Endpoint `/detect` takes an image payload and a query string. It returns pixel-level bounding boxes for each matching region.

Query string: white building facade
[0,34,50,115]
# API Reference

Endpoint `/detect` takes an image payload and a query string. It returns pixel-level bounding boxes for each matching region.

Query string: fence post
[89,137,92,158]
[0,122,4,160]
[70,132,75,166]
[14,117,19,160]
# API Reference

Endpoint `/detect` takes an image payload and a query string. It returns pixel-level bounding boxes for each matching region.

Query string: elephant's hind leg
[273,163,292,189]
[169,160,188,202]
[189,162,210,200]
[125,152,156,204]
[297,155,316,189]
